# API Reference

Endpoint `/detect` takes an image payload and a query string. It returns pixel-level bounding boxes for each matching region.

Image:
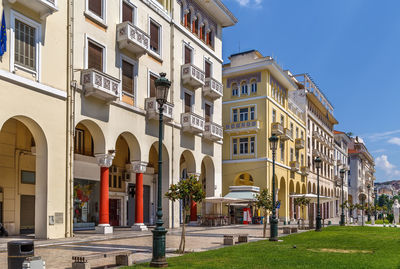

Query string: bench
[223,235,235,245]
[291,227,298,233]
[237,234,248,243]
[72,250,134,269]
[223,234,249,245]
[283,227,291,234]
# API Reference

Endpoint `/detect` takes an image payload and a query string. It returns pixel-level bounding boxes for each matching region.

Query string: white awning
[289,194,333,203]
[204,197,245,203]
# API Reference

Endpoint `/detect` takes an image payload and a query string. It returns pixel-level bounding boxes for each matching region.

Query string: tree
[165,174,205,253]
[378,194,391,208]
[254,189,273,238]
[294,197,311,228]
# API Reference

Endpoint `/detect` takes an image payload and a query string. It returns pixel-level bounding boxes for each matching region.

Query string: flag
[0,10,6,57]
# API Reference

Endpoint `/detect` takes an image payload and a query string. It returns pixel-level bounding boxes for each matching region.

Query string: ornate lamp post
[339,168,346,226]
[150,73,171,268]
[367,184,371,222]
[269,134,279,241]
[314,156,322,232]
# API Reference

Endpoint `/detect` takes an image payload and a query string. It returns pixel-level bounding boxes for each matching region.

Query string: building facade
[222,51,308,222]
[0,0,236,238]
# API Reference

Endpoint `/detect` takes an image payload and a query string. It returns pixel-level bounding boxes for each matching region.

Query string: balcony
[290,161,300,172]
[336,159,342,166]
[181,112,205,134]
[295,138,305,149]
[203,77,223,99]
[117,22,150,57]
[9,0,58,19]
[300,166,309,176]
[224,120,260,134]
[312,131,321,140]
[145,97,173,121]
[280,128,292,141]
[203,122,223,141]
[181,64,205,89]
[312,148,320,156]
[271,122,284,136]
[81,69,120,103]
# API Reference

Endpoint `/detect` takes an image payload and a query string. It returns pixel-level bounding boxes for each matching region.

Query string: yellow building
[222,50,308,222]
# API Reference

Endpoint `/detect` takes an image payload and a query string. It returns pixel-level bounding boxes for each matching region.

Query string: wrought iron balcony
[117,22,150,57]
[280,128,292,141]
[181,112,205,134]
[203,77,223,99]
[145,97,173,121]
[181,63,205,89]
[295,138,305,149]
[300,166,309,176]
[203,122,223,141]
[81,69,120,103]
[271,122,284,136]
[224,120,260,134]
[290,161,300,172]
[9,0,58,19]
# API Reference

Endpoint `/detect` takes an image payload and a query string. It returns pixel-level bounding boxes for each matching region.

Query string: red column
[135,173,144,224]
[190,199,197,221]
[99,166,109,225]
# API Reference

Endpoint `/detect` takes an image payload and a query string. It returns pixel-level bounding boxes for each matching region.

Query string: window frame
[183,42,193,64]
[10,10,42,81]
[120,0,137,24]
[148,18,162,57]
[85,0,107,26]
[148,70,159,98]
[204,58,213,78]
[204,100,213,122]
[120,53,138,104]
[85,34,106,72]
[74,128,85,155]
[231,135,257,157]
[231,83,239,97]
[182,88,194,113]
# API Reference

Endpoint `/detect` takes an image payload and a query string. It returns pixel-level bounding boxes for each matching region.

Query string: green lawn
[126,226,400,269]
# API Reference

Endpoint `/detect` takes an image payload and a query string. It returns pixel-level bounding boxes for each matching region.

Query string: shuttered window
[205,61,211,78]
[15,20,36,71]
[122,2,134,23]
[122,60,134,95]
[184,93,191,113]
[88,41,103,71]
[89,0,103,18]
[74,128,85,155]
[184,46,191,64]
[205,104,211,122]
[150,21,160,54]
[149,74,157,97]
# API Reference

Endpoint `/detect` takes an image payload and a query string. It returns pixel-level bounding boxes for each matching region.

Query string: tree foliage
[254,189,273,238]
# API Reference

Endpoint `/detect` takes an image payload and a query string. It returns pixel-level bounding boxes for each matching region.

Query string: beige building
[0,0,236,239]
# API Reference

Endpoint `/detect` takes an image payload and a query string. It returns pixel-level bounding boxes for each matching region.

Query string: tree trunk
[263,213,267,238]
[179,210,186,253]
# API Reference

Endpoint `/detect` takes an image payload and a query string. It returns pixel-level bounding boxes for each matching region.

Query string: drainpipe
[169,0,175,229]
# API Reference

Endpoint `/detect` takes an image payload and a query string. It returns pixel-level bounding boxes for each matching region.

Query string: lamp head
[269,134,279,151]
[155,72,171,106]
[314,156,322,169]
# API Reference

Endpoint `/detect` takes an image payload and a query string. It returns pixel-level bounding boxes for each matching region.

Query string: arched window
[207,30,213,47]
[250,79,257,93]
[241,81,248,95]
[185,9,192,29]
[200,25,205,41]
[234,173,254,186]
[231,83,239,96]
[192,16,198,35]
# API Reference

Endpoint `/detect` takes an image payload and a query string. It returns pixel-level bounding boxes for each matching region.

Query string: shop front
[73,178,100,230]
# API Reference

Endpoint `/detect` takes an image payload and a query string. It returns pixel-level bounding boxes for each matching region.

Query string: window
[280,142,284,162]
[280,115,284,125]
[122,1,135,23]
[295,151,299,162]
[207,30,213,47]
[250,107,255,120]
[233,138,238,155]
[88,40,104,71]
[290,148,294,162]
[232,83,239,96]
[205,103,211,122]
[193,17,198,35]
[205,60,211,78]
[272,109,276,122]
[21,171,35,184]
[184,45,192,64]
[14,20,36,71]
[185,9,191,29]
[251,80,257,93]
[290,122,294,134]
[240,138,248,154]
[301,131,304,139]
[200,25,205,41]
[75,128,85,155]
[150,20,160,54]
[241,82,248,95]
[296,127,299,139]
[184,92,191,113]
[250,137,255,154]
[233,109,238,122]
[122,60,134,96]
[149,73,157,97]
[88,0,103,18]
[239,108,248,121]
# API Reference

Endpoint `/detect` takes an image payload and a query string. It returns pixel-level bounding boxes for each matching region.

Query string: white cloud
[388,137,400,146]
[375,155,400,177]
[365,129,400,142]
[234,0,262,7]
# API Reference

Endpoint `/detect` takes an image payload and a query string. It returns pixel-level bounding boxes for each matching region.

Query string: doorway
[109,199,121,226]
[20,195,35,234]
[127,184,151,226]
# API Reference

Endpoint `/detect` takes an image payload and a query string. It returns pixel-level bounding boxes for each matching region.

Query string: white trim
[182,87,194,113]
[120,0,137,25]
[148,17,162,58]
[0,69,66,99]
[230,104,257,122]
[204,57,213,78]
[147,70,159,98]
[119,53,138,106]
[230,134,257,159]
[10,10,42,82]
[223,157,267,164]
[84,34,107,73]
[203,99,213,122]
[182,41,193,64]
[85,0,107,27]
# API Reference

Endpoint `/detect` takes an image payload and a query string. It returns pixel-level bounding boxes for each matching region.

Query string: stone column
[95,151,115,234]
[131,161,148,231]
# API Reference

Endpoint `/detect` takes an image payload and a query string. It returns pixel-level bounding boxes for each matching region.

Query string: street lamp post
[367,184,371,222]
[374,189,378,220]
[314,157,322,232]
[150,73,171,268]
[269,134,279,241]
[361,196,365,226]
[339,168,346,226]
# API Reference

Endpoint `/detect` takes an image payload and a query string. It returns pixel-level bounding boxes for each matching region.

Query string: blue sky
[221,0,400,183]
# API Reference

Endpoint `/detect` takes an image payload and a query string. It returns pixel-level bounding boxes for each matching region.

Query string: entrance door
[109,199,121,226]
[143,185,150,224]
[127,184,135,226]
[20,195,35,234]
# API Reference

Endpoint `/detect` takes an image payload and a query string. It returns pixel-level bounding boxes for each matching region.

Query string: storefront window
[73,179,99,229]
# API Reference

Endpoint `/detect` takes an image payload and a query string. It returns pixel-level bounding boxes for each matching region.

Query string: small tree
[165,175,205,253]
[294,197,310,228]
[254,189,273,238]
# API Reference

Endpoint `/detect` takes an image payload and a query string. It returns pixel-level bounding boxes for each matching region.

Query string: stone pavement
[0,224,304,268]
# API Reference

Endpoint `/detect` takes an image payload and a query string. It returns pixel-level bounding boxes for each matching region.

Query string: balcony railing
[203,122,223,141]
[81,69,120,103]
[280,128,292,141]
[181,112,205,133]
[300,166,309,176]
[181,63,205,89]
[224,120,260,134]
[295,138,305,149]
[117,22,150,57]
[145,97,173,121]
[10,0,58,19]
[271,122,284,136]
[290,161,300,172]
[203,77,223,99]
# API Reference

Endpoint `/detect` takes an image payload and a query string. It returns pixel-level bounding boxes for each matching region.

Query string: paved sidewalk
[0,224,306,268]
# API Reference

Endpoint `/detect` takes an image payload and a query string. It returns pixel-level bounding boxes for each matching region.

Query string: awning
[224,191,257,201]
[289,194,333,203]
[204,197,245,203]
